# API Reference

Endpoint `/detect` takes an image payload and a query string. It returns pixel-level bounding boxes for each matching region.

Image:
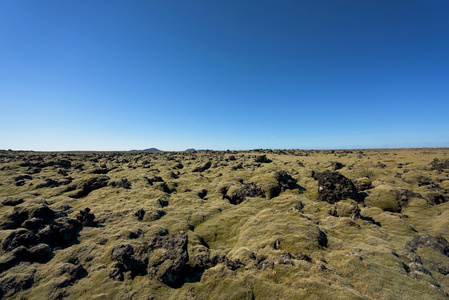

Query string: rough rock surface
[313,170,359,204]
[430,158,449,172]
[70,175,110,198]
[254,155,272,163]
[406,235,449,256]
[192,161,211,172]
[274,170,297,190]
[229,183,264,205]
[76,208,96,227]
[110,233,189,287]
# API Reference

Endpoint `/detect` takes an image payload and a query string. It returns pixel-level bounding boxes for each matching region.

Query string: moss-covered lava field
[1,148,449,299]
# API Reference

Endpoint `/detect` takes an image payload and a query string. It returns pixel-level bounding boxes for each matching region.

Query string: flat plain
[1,148,449,299]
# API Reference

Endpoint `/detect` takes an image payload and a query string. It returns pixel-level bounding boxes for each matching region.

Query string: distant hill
[185,148,207,152]
[130,148,161,152]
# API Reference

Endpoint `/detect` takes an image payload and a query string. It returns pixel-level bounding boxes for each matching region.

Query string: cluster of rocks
[144,175,174,194]
[0,203,94,295]
[109,232,267,288]
[405,235,449,279]
[110,178,132,189]
[430,158,449,172]
[110,233,189,287]
[390,189,423,208]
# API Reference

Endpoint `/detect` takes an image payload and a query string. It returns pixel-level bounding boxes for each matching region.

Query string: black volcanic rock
[193,161,211,172]
[313,170,358,204]
[229,183,264,205]
[274,170,297,190]
[110,233,189,287]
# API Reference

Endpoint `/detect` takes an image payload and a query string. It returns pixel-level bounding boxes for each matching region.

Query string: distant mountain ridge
[130,148,162,152]
[130,148,208,152]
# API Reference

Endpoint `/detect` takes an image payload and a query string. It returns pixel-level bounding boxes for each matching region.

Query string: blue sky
[1,1,448,151]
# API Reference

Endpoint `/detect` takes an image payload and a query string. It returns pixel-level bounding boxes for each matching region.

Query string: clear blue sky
[1,1,448,151]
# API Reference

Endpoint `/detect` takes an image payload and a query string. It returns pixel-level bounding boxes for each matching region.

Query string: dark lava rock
[169,172,179,179]
[157,182,173,194]
[296,254,313,263]
[198,189,208,199]
[3,229,38,251]
[313,170,359,204]
[135,208,146,221]
[278,252,294,265]
[256,258,274,270]
[111,244,136,273]
[5,204,54,230]
[427,193,448,205]
[58,169,68,176]
[229,183,264,205]
[76,208,96,227]
[254,155,272,163]
[193,161,212,172]
[10,246,31,262]
[109,262,126,281]
[37,217,81,247]
[157,199,169,207]
[191,254,213,270]
[135,233,189,287]
[390,189,423,208]
[0,271,34,298]
[14,175,33,182]
[23,218,44,230]
[329,206,339,217]
[146,176,164,185]
[57,264,88,288]
[274,170,297,190]
[70,175,110,198]
[208,254,244,271]
[2,197,24,206]
[28,243,52,261]
[110,178,132,189]
[294,200,305,211]
[15,180,26,186]
[430,158,449,172]
[437,264,449,276]
[406,235,449,256]
[174,162,184,169]
[30,205,54,223]
[36,178,68,188]
[224,257,245,270]
[318,228,328,248]
[331,161,344,171]
[110,233,189,287]
[220,186,229,199]
[376,162,387,169]
[91,168,111,174]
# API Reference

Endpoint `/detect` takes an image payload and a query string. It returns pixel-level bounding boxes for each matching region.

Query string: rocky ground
[0,148,448,299]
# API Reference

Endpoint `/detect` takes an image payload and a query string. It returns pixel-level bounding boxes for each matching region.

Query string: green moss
[365,185,400,212]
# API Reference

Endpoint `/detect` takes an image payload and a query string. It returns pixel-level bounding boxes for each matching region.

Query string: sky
[1,1,448,151]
